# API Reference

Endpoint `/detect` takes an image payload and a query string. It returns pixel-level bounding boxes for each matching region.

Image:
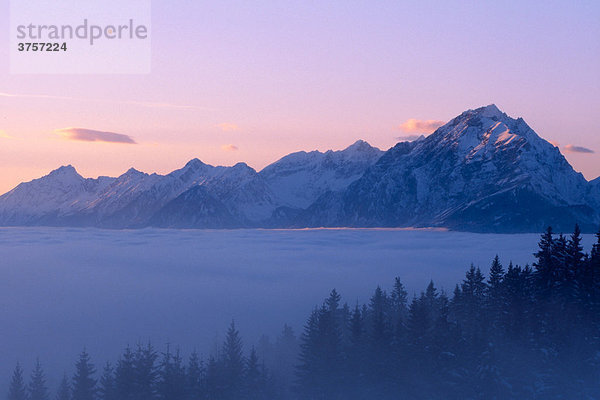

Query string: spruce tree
[244,347,263,399]
[488,255,505,293]
[369,286,392,359]
[97,363,115,400]
[347,304,367,393]
[204,356,221,400]
[296,309,321,398]
[221,321,245,399]
[71,349,96,400]
[567,224,585,272]
[487,255,505,331]
[28,358,50,400]
[114,346,135,400]
[8,363,27,400]
[158,346,186,400]
[391,277,409,328]
[55,374,71,400]
[133,342,158,400]
[186,351,204,400]
[534,226,555,295]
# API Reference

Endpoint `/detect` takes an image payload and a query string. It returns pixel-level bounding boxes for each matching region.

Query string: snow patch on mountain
[260,140,383,209]
[0,105,597,232]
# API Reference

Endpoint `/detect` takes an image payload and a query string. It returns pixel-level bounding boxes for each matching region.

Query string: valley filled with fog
[1,227,596,391]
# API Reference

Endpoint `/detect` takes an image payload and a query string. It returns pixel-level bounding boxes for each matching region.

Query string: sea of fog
[0,227,596,390]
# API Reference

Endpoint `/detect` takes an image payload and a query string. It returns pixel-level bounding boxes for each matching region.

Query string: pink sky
[0,1,599,194]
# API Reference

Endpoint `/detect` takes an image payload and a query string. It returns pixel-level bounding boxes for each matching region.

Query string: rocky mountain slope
[1,105,598,232]
[302,105,598,232]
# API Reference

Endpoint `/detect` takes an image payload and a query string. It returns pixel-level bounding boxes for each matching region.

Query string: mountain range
[1,105,598,233]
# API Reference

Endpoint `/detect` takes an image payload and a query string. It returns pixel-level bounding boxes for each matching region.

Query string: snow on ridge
[1,105,598,231]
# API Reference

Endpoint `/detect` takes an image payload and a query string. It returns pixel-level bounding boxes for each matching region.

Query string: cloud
[221,144,239,152]
[396,134,426,142]
[216,123,239,132]
[55,128,136,144]
[399,119,445,134]
[563,144,595,154]
[0,130,11,139]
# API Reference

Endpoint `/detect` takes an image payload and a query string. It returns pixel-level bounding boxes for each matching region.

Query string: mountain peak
[47,165,81,179]
[478,103,502,115]
[347,139,369,147]
[123,167,145,177]
[184,158,206,169]
[454,104,505,122]
[344,139,375,152]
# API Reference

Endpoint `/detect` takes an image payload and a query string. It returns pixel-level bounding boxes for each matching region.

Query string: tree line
[8,225,600,399]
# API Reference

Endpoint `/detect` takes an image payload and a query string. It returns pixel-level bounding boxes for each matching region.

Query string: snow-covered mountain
[0,166,116,225]
[0,105,598,232]
[302,105,598,232]
[0,140,381,228]
[260,140,383,209]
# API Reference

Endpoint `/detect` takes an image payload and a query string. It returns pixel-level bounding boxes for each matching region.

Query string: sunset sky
[0,1,599,195]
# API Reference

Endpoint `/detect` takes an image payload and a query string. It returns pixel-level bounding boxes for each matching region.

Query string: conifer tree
[369,286,392,355]
[221,321,245,399]
[296,309,321,398]
[28,358,50,400]
[71,349,96,400]
[133,342,158,400]
[55,374,71,400]
[114,346,135,400]
[567,224,585,272]
[8,363,27,400]
[347,304,367,391]
[391,277,409,327]
[185,351,204,400]
[487,255,505,330]
[97,363,115,400]
[534,226,555,294]
[158,347,185,400]
[204,356,221,400]
[244,347,263,400]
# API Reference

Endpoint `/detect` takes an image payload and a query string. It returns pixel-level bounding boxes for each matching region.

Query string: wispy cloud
[564,144,595,154]
[0,92,212,111]
[396,134,426,142]
[221,144,239,152]
[0,130,12,139]
[216,123,240,132]
[55,128,137,144]
[399,119,445,134]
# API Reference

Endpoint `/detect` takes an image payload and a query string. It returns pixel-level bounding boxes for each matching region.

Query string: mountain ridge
[1,105,598,232]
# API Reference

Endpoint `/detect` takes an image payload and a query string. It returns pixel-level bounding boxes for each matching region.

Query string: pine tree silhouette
[221,321,244,400]
[133,342,158,400]
[8,363,27,400]
[55,373,71,400]
[98,363,115,400]
[114,346,135,400]
[28,358,49,400]
[185,351,204,400]
[71,349,96,400]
